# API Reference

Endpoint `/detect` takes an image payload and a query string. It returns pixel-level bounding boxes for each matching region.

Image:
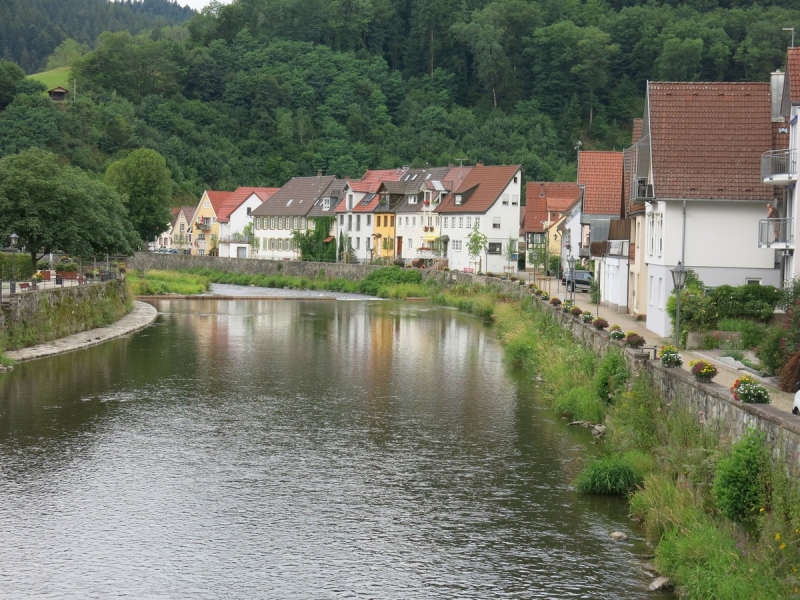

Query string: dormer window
[455,194,462,205]
[409,196,417,204]
[348,194,354,209]
[323,198,330,210]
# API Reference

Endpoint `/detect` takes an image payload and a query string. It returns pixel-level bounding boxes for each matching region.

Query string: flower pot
[695,375,713,383]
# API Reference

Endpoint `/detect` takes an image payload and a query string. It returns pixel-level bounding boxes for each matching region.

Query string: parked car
[561,270,593,292]
[793,387,800,415]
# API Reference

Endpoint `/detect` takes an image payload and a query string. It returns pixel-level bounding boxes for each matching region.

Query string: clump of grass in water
[575,454,641,495]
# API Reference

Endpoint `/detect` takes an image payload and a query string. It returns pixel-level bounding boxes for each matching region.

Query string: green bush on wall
[0,252,33,279]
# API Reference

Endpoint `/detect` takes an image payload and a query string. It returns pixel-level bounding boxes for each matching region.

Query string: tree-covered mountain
[0,0,194,72]
[0,0,799,204]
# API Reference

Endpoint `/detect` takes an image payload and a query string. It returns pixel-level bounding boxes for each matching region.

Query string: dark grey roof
[251,175,337,217]
[307,178,347,218]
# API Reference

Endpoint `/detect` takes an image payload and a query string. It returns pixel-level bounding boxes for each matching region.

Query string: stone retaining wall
[539,298,800,478]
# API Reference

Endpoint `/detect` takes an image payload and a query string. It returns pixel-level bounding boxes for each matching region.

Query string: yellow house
[373,210,396,259]
[190,190,232,256]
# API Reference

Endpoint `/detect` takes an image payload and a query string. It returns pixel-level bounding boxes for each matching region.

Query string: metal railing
[761,149,797,181]
[1,271,119,298]
[218,234,253,244]
[758,218,795,247]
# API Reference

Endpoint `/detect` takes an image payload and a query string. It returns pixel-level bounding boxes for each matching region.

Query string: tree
[505,235,516,273]
[0,60,25,110]
[291,216,336,262]
[45,38,90,70]
[466,222,487,271]
[105,148,173,245]
[0,148,140,265]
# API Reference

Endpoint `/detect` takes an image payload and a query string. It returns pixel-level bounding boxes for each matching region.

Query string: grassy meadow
[27,67,71,92]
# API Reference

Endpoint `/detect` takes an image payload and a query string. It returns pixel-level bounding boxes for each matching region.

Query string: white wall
[601,256,629,312]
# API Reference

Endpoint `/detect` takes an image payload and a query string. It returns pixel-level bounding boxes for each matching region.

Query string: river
[0,297,665,598]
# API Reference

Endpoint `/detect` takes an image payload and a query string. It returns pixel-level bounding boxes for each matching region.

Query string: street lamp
[9,232,18,294]
[671,261,688,348]
[567,255,576,304]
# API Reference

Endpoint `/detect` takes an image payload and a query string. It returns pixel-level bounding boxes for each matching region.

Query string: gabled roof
[436,165,521,214]
[172,206,196,228]
[251,175,337,217]
[577,151,623,217]
[204,190,233,217]
[216,187,279,223]
[307,178,347,218]
[788,48,800,102]
[647,81,772,201]
[521,182,582,233]
[349,168,406,193]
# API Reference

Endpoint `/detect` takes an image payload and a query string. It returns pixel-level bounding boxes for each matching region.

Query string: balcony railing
[219,234,253,244]
[761,149,797,184]
[196,221,211,230]
[758,218,794,249]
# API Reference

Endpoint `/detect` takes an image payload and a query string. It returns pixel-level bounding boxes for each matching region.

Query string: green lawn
[27,67,71,92]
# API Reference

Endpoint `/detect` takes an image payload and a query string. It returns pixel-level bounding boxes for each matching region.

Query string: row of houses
[157,163,524,275]
[155,46,800,340]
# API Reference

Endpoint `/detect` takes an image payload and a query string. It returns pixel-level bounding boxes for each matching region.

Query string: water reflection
[0,299,664,598]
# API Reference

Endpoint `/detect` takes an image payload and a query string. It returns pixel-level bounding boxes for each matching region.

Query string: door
[396,236,403,257]
[237,246,247,259]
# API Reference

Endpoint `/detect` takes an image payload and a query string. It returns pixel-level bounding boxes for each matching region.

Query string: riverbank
[4,301,157,362]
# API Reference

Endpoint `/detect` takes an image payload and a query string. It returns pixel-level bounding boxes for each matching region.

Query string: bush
[360,266,422,296]
[0,251,34,278]
[779,351,800,392]
[36,260,51,270]
[593,318,608,330]
[575,454,641,495]
[594,350,630,404]
[758,327,787,374]
[624,333,646,348]
[712,429,770,524]
[55,262,78,272]
[553,385,603,422]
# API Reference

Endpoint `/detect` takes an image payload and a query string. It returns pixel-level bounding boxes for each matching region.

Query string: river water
[0,298,663,598]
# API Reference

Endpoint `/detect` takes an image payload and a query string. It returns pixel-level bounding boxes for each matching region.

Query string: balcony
[632,178,654,204]
[219,234,252,244]
[761,149,797,184]
[758,218,795,249]
[196,220,211,231]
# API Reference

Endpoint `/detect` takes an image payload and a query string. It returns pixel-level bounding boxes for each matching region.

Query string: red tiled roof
[206,190,233,216]
[521,182,582,233]
[632,118,643,144]
[788,48,800,101]
[349,169,405,193]
[577,151,623,216]
[436,165,521,214]
[647,81,772,201]
[216,187,278,223]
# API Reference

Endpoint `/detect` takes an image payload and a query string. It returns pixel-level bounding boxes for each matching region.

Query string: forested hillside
[1,0,799,204]
[0,0,193,72]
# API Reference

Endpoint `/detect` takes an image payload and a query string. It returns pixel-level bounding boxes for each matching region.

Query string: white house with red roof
[627,81,780,338]
[216,187,279,259]
[435,164,523,273]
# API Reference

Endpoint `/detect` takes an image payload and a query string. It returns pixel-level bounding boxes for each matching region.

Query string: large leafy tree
[105,148,173,244]
[0,148,140,264]
[0,60,25,110]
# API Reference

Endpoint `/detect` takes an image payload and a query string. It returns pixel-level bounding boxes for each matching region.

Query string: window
[492,217,501,229]
[435,216,440,226]
[746,278,762,285]
[474,217,480,229]
[262,238,267,250]
[309,218,315,230]
[271,217,276,229]
[323,198,331,210]
[355,237,360,249]
[658,277,663,309]
[198,249,205,255]
[466,217,472,228]
[502,194,509,205]
[455,194,462,205]
[427,216,432,227]
[356,215,361,231]
[366,215,371,226]
[180,223,185,233]
[269,238,275,250]
[293,217,298,229]
[366,237,371,250]
[198,234,206,240]
[511,195,519,206]
[408,238,413,249]
[279,217,285,229]
[648,275,654,305]
[452,240,462,251]
[348,215,353,231]
[412,217,416,226]
[340,215,345,226]
[513,175,518,184]
[301,218,307,230]
[405,217,409,226]
[391,215,395,227]
[444,217,448,228]
[458,217,464,228]
[488,242,502,254]
[409,196,417,204]
[247,207,252,216]
[348,194,354,209]
[204,200,210,208]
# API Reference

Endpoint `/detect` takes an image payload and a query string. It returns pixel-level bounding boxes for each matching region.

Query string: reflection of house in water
[48,87,68,102]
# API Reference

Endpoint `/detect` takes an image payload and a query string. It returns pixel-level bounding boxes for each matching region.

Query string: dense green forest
[0,0,193,72]
[1,0,799,204]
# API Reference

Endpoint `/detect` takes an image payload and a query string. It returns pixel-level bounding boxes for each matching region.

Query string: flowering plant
[569,305,582,316]
[541,293,549,301]
[561,301,573,313]
[689,360,718,378]
[581,312,594,323]
[730,374,770,404]
[658,344,683,368]
[609,325,625,340]
[625,333,646,348]
[549,297,562,306]
[593,318,609,330]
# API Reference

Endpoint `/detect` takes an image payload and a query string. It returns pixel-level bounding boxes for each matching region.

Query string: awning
[323,236,334,243]
[423,236,438,241]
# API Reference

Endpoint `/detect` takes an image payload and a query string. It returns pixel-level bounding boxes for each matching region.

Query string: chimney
[771,70,785,122]
[476,162,484,167]
[317,170,323,177]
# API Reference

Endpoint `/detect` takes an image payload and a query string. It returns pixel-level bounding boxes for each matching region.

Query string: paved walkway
[4,301,158,362]
[557,287,796,414]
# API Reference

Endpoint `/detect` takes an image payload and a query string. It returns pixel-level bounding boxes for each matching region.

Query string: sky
[178,0,234,11]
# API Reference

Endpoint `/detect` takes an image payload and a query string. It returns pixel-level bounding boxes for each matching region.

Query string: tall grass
[126,269,211,295]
